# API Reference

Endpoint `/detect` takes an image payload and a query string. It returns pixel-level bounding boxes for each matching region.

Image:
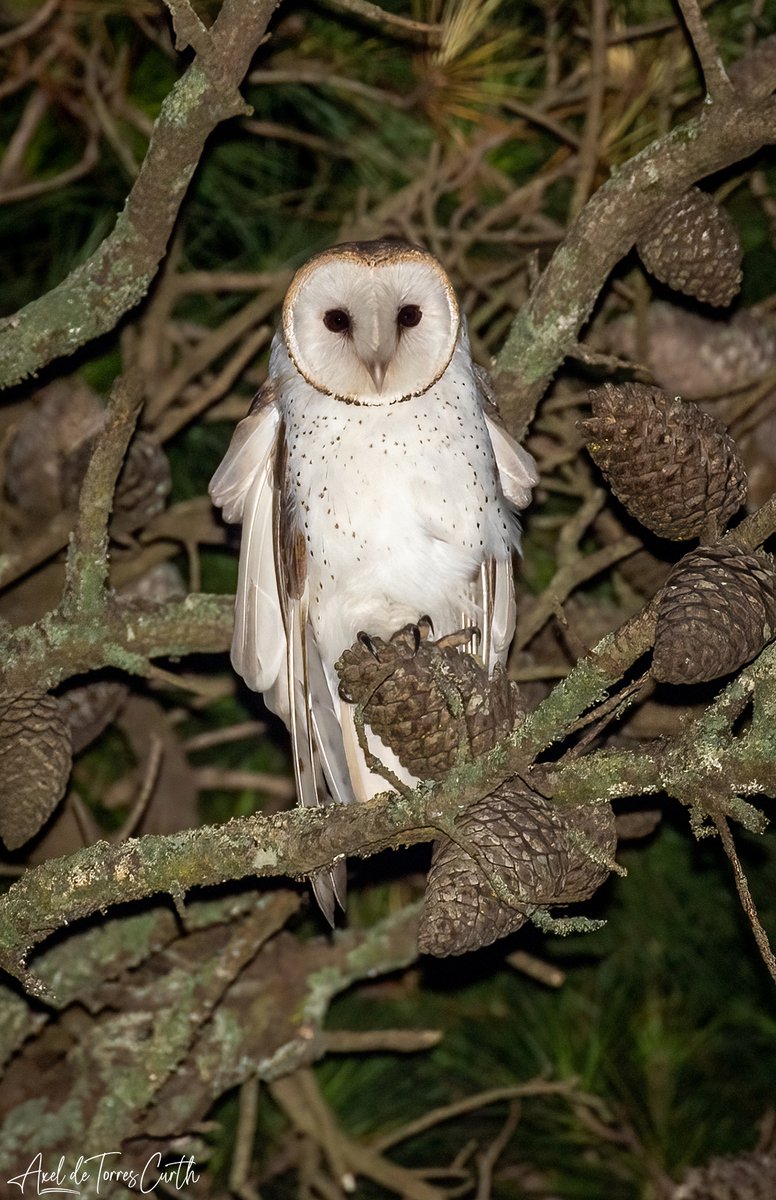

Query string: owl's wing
[475,363,538,513]
[211,391,349,922]
[209,383,285,693]
[473,365,538,671]
[275,426,352,924]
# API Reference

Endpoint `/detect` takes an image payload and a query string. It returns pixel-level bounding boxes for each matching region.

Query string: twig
[184,721,267,752]
[193,768,296,800]
[0,510,77,591]
[113,733,164,841]
[0,89,49,187]
[570,0,608,216]
[0,134,100,205]
[713,813,776,986]
[502,99,581,149]
[676,0,733,101]
[145,289,284,427]
[505,949,566,988]
[317,0,442,44]
[243,119,355,157]
[475,1100,521,1200]
[230,1075,262,1200]
[153,324,272,443]
[513,534,642,651]
[371,1082,577,1154]
[323,1029,442,1054]
[248,67,410,110]
[0,0,59,50]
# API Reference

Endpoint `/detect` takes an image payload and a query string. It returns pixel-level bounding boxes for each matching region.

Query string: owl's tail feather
[286,598,354,921]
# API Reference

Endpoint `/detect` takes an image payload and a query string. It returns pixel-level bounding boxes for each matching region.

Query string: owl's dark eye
[323,309,351,333]
[397,305,422,329]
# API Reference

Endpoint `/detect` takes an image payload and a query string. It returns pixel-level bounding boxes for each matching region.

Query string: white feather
[229,466,285,693]
[485,411,538,513]
[208,388,280,523]
[209,392,284,693]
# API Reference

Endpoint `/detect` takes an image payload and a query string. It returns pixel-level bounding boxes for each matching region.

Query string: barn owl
[209,239,537,921]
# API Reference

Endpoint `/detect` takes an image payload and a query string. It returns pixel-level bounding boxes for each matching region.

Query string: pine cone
[419,782,615,956]
[653,545,776,684]
[0,693,72,849]
[5,381,103,518]
[673,1152,776,1200]
[61,432,171,535]
[58,681,128,755]
[5,380,170,535]
[336,623,522,781]
[582,383,747,540]
[637,188,742,307]
[112,433,172,534]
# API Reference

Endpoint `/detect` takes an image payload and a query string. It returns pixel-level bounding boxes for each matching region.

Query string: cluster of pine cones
[337,624,616,956]
[583,382,775,685]
[589,182,775,685]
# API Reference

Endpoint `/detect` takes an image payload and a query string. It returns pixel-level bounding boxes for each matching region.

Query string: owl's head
[281,240,460,404]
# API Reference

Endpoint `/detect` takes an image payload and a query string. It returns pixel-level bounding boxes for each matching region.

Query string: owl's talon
[357,631,380,658]
[437,626,480,650]
[418,615,434,638]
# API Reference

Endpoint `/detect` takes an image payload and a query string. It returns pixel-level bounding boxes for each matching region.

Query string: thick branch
[0,594,233,694]
[0,789,436,992]
[3,632,776,994]
[0,0,279,389]
[494,94,776,437]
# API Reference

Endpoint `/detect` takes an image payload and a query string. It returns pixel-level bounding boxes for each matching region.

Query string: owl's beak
[364,357,390,392]
[359,309,397,392]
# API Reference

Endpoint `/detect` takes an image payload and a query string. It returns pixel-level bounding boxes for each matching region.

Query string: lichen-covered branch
[0,593,233,694]
[493,93,776,437]
[0,893,422,1185]
[63,374,144,614]
[0,0,279,389]
[3,606,776,994]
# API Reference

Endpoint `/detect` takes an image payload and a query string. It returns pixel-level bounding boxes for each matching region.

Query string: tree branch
[0,0,279,389]
[494,93,776,437]
[63,374,144,615]
[676,0,734,102]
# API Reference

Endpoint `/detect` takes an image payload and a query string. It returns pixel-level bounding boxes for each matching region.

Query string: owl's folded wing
[474,363,538,512]
[208,383,285,693]
[474,366,538,670]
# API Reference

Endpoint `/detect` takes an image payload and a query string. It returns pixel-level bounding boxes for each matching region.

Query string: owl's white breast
[274,338,519,665]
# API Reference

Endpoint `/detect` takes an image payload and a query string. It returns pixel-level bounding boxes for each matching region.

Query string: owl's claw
[357,631,380,658]
[436,625,480,650]
[418,615,434,638]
